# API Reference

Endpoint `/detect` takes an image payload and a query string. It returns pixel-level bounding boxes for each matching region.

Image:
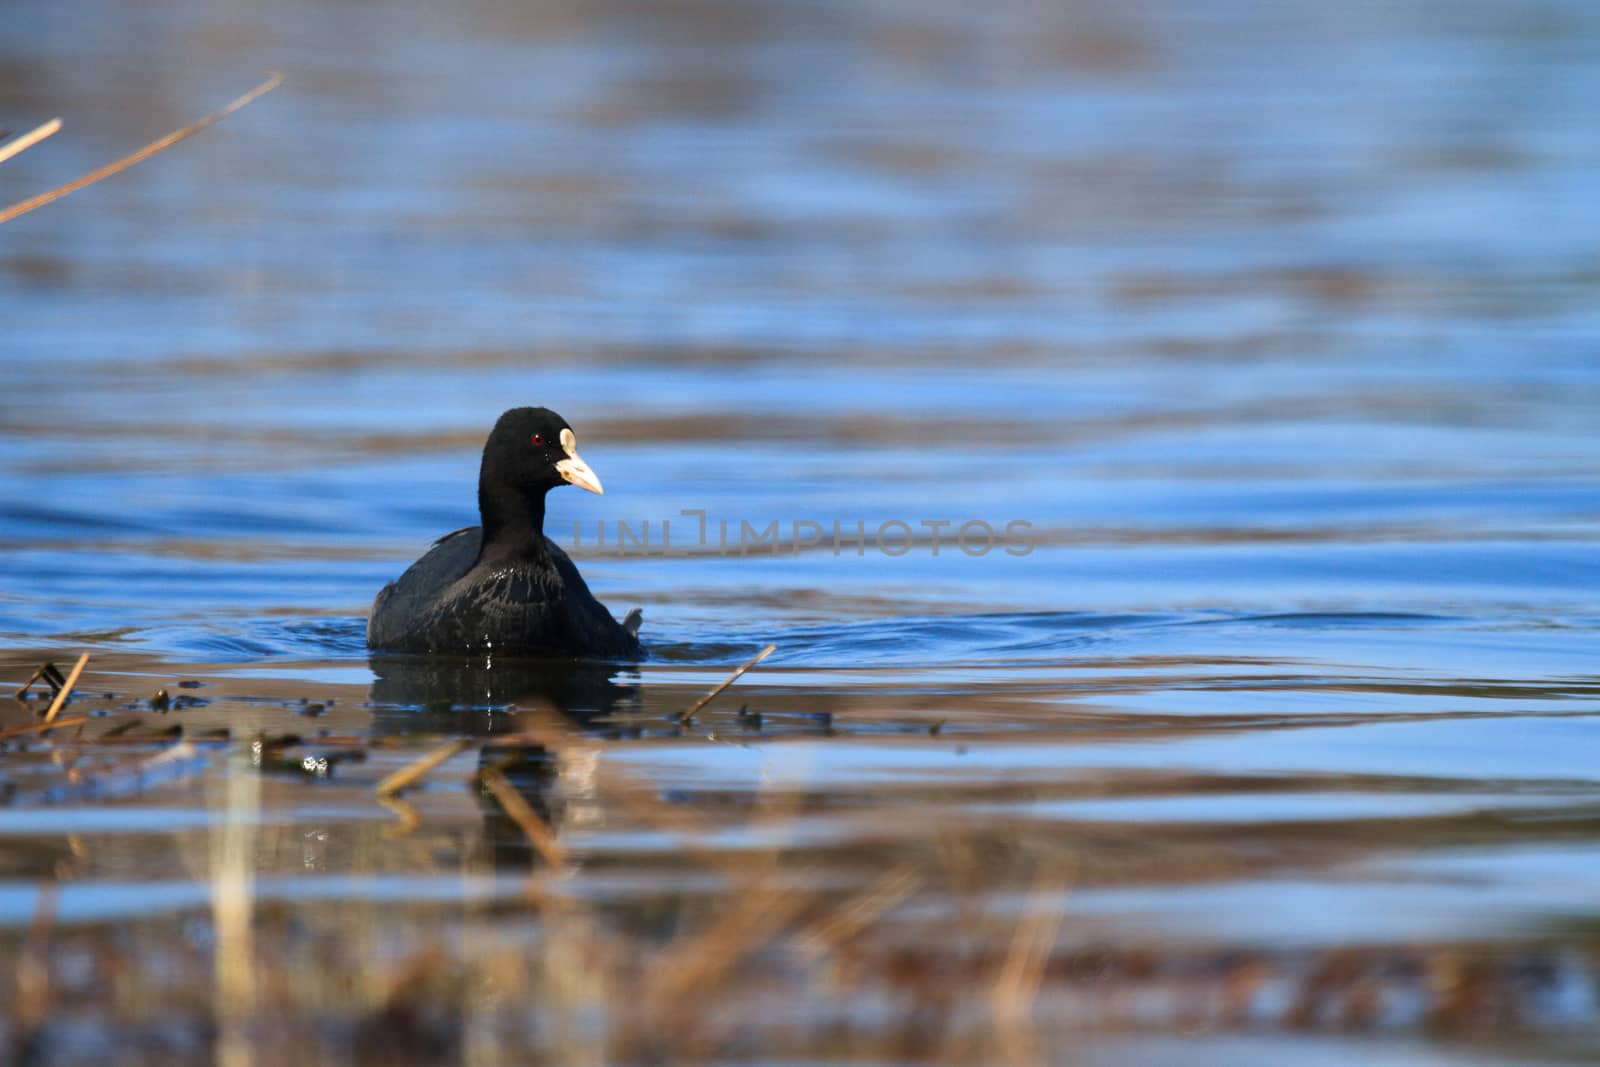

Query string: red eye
[530,434,545,447]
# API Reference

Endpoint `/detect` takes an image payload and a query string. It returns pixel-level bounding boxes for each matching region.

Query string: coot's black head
[481,407,604,497]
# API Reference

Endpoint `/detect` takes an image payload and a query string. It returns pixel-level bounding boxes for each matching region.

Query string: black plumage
[367,407,642,659]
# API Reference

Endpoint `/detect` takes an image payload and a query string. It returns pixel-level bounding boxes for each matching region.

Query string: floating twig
[375,738,473,797]
[43,653,89,724]
[677,643,776,724]
[0,73,282,226]
[0,117,62,166]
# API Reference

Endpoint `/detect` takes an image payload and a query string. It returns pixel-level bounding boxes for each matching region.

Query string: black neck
[476,481,550,567]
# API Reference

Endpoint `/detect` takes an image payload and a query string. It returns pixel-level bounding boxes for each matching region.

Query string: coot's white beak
[554,427,604,495]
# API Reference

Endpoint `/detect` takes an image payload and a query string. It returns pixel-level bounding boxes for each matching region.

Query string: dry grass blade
[0,73,282,226]
[14,880,58,1041]
[480,767,567,868]
[375,738,473,797]
[377,794,421,838]
[0,117,62,166]
[0,715,92,742]
[678,643,777,724]
[794,864,923,961]
[990,861,1073,1067]
[43,653,89,724]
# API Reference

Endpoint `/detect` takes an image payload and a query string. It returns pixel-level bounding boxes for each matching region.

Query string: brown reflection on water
[0,650,1597,1060]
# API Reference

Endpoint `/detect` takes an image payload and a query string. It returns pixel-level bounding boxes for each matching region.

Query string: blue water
[1,0,1599,1060]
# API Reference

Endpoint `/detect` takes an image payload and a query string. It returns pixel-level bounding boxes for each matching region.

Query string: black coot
[367,407,642,659]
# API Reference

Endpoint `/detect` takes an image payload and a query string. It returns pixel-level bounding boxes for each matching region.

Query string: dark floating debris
[15,660,67,700]
[252,732,303,753]
[737,703,764,731]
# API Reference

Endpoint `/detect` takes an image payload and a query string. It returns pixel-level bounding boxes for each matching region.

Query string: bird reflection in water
[368,652,644,871]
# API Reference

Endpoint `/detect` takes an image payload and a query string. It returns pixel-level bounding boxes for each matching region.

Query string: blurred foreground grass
[2,655,1596,1067]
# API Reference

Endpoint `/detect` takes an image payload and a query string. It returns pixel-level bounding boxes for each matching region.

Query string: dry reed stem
[0,117,62,165]
[212,744,261,1067]
[678,643,776,724]
[0,73,282,226]
[480,766,567,868]
[640,715,823,1033]
[375,737,472,797]
[990,861,1073,1067]
[43,652,89,724]
[377,794,422,837]
[14,879,58,1039]
[0,714,92,741]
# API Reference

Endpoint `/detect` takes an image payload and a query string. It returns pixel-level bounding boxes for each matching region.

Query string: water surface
[1,0,1598,1062]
